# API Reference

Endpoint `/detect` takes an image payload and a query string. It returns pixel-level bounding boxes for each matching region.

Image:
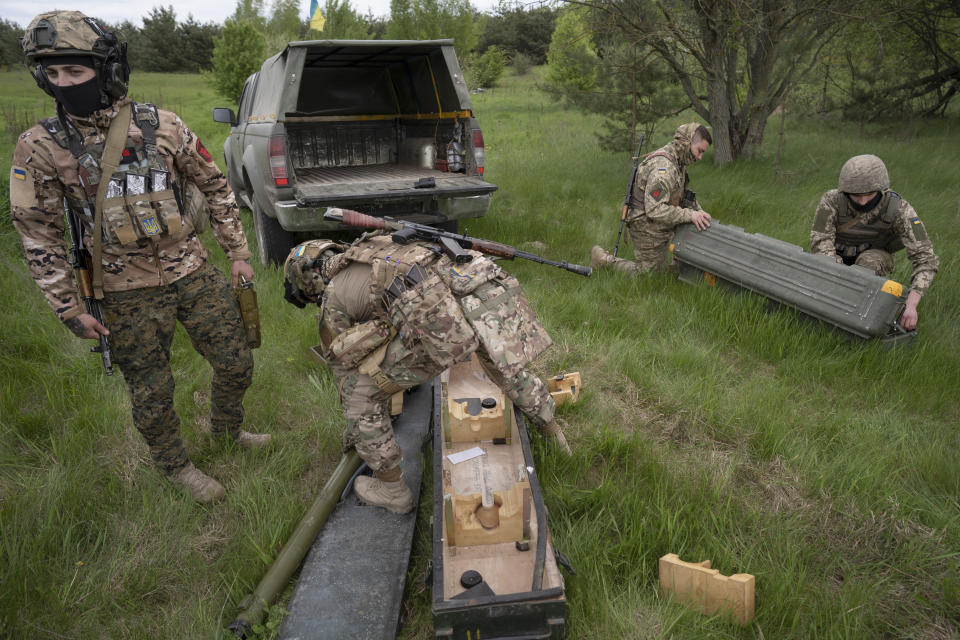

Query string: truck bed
[294,164,495,203]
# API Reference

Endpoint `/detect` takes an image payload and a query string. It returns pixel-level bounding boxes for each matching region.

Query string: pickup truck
[213,39,497,264]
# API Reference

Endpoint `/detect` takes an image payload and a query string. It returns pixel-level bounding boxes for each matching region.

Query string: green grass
[2,66,959,639]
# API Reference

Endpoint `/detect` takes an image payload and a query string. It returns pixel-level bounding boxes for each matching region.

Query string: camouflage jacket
[319,235,551,377]
[810,189,939,295]
[9,97,251,323]
[626,143,700,229]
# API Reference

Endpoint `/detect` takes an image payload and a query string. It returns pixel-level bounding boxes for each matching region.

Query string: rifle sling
[836,214,866,235]
[91,102,132,299]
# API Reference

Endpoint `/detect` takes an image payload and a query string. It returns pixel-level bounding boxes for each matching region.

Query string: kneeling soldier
[810,154,939,330]
[284,234,571,514]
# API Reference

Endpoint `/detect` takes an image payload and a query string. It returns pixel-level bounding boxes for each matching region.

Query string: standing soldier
[283,231,572,514]
[810,154,938,330]
[591,123,714,273]
[9,11,269,503]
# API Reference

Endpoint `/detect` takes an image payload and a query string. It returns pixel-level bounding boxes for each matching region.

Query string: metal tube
[229,450,362,637]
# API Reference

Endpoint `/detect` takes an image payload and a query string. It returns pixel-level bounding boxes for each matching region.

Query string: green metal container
[671,222,915,346]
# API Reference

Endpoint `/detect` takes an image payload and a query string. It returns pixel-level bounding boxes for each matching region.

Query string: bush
[473,46,507,89]
[511,51,533,76]
[210,19,266,103]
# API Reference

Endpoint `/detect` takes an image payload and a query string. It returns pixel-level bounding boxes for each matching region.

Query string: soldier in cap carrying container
[9,11,269,503]
[810,154,939,330]
[284,233,572,515]
[591,123,714,273]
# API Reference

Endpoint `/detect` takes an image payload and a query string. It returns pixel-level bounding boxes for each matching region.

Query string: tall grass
[1,66,958,639]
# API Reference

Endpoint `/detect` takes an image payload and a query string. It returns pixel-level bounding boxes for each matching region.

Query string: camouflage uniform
[810,155,938,296]
[290,235,555,473]
[10,16,254,475]
[602,123,706,273]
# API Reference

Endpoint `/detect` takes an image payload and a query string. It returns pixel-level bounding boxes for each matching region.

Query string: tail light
[472,129,485,176]
[269,134,289,187]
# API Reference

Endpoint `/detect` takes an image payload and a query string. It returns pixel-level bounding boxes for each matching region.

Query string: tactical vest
[341,233,441,306]
[835,191,902,252]
[42,102,188,247]
[631,151,687,211]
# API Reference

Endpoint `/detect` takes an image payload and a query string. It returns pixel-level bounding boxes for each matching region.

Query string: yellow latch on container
[881,280,903,297]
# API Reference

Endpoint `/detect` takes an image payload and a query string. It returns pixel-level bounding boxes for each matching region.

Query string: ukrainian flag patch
[449,266,472,280]
[295,245,306,257]
[912,217,921,224]
[12,167,26,180]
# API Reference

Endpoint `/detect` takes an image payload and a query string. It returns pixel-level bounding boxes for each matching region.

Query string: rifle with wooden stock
[323,208,593,277]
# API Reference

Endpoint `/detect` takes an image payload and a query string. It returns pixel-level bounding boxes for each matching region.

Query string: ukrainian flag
[309,0,325,31]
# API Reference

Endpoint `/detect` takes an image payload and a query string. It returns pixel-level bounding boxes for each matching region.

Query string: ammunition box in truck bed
[213,39,496,264]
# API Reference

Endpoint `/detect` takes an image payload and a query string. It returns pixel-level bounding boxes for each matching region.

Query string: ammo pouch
[385,266,478,369]
[325,318,395,368]
[459,275,552,378]
[233,279,261,349]
[434,251,503,295]
[100,172,188,247]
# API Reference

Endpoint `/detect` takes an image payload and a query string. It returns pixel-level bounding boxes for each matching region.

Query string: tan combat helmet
[838,154,890,194]
[283,240,345,307]
[21,11,129,103]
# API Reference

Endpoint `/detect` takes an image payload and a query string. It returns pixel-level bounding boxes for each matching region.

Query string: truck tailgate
[293,165,496,204]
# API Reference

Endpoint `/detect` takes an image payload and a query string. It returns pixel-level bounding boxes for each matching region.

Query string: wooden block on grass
[658,553,755,625]
[547,372,581,406]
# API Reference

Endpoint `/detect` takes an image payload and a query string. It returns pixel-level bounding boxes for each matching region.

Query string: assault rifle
[324,208,593,277]
[64,206,113,375]
[614,135,645,258]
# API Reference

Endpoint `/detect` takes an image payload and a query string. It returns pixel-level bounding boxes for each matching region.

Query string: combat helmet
[283,240,345,307]
[21,11,129,106]
[838,154,890,194]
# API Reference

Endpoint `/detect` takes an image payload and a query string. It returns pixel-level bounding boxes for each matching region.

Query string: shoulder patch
[10,165,37,208]
[196,138,213,163]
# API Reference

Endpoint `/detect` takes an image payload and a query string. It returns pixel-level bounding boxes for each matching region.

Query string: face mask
[847,192,883,212]
[50,76,105,117]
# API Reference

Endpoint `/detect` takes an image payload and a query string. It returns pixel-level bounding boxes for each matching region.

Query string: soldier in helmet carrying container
[9,11,269,503]
[810,155,939,330]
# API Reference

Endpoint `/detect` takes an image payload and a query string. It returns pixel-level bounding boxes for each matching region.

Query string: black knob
[460,570,483,588]
[480,397,497,410]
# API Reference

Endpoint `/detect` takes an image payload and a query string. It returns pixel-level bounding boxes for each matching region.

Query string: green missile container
[671,222,915,345]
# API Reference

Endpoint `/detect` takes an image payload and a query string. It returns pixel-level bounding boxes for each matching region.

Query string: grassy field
[1,67,958,639]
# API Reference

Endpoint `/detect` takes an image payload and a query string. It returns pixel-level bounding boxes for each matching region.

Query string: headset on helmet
[22,11,130,107]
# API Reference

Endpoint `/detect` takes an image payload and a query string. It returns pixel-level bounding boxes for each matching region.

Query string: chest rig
[341,234,441,308]
[835,191,902,253]
[42,102,187,247]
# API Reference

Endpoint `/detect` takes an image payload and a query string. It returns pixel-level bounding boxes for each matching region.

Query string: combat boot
[541,420,573,456]
[353,465,415,514]
[590,245,612,270]
[236,430,271,448]
[171,462,225,503]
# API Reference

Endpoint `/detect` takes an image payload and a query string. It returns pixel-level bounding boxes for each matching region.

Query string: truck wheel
[251,197,295,265]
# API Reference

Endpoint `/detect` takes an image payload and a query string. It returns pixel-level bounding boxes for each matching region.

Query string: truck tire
[251,196,295,265]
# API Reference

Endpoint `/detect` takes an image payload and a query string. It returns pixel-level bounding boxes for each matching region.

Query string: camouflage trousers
[101,262,254,474]
[842,248,895,276]
[604,217,674,274]
[332,328,554,473]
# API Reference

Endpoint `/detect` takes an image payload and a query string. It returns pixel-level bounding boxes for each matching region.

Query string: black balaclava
[847,191,883,213]
[42,56,103,117]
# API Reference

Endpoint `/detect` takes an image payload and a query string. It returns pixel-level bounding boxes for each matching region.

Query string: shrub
[211,19,266,103]
[473,46,507,89]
